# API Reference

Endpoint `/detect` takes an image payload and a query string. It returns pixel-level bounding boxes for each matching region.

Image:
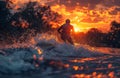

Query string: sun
[74,27,81,32]
[72,24,81,32]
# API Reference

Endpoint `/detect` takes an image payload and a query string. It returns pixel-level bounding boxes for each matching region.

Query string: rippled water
[0,37,120,78]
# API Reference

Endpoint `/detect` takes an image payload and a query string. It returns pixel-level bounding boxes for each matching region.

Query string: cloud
[47,0,102,10]
[102,0,120,7]
[47,0,120,11]
[5,0,119,32]
[7,0,120,11]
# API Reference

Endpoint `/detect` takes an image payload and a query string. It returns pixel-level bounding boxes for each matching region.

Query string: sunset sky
[9,0,120,32]
[49,0,120,32]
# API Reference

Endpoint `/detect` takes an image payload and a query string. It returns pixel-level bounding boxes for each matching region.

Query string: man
[58,19,74,45]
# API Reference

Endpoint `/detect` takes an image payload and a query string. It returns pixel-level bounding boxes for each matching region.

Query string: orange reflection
[38,56,43,61]
[37,48,42,55]
[70,58,97,63]
[64,64,70,68]
[92,72,97,77]
[71,72,116,78]
[108,64,112,69]
[108,72,115,78]
[73,66,79,71]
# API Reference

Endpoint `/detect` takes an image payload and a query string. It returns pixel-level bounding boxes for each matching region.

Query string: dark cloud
[48,0,102,9]
[109,7,120,15]
[102,0,120,7]
[47,0,120,10]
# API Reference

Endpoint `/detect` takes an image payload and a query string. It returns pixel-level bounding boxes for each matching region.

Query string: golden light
[37,48,42,55]
[72,74,86,78]
[51,4,95,32]
[74,28,81,32]
[64,64,70,68]
[71,23,81,32]
[9,0,120,33]
[51,4,120,33]
[73,66,79,71]
[108,72,115,78]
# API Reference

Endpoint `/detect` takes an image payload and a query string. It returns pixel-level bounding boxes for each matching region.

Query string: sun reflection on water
[71,71,116,78]
[47,55,119,78]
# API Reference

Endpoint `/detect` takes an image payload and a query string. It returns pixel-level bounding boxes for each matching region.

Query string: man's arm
[58,25,63,33]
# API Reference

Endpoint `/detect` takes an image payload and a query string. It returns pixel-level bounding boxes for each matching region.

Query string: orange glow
[71,72,116,78]
[14,5,20,10]
[74,28,81,32]
[108,72,115,78]
[51,4,120,33]
[9,0,120,33]
[38,56,43,61]
[97,74,103,78]
[20,21,29,28]
[64,64,70,68]
[11,18,29,28]
[37,48,42,55]
[92,72,97,77]
[70,58,97,63]
[73,66,79,71]
[108,64,112,69]
[72,24,81,32]
[30,38,36,45]
[72,74,86,78]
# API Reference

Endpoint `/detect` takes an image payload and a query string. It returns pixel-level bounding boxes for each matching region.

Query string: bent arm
[58,25,63,33]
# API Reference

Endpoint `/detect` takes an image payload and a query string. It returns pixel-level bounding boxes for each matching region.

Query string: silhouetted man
[58,19,74,45]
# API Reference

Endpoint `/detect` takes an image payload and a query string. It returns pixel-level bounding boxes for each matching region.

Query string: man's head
[66,19,70,24]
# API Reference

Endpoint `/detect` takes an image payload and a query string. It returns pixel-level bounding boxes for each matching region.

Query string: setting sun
[51,3,120,33]
[74,28,81,32]
[71,24,81,32]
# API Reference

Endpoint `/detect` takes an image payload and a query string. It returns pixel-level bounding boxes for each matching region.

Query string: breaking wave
[0,33,105,74]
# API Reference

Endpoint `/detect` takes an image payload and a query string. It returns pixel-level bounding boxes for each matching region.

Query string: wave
[0,34,110,74]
